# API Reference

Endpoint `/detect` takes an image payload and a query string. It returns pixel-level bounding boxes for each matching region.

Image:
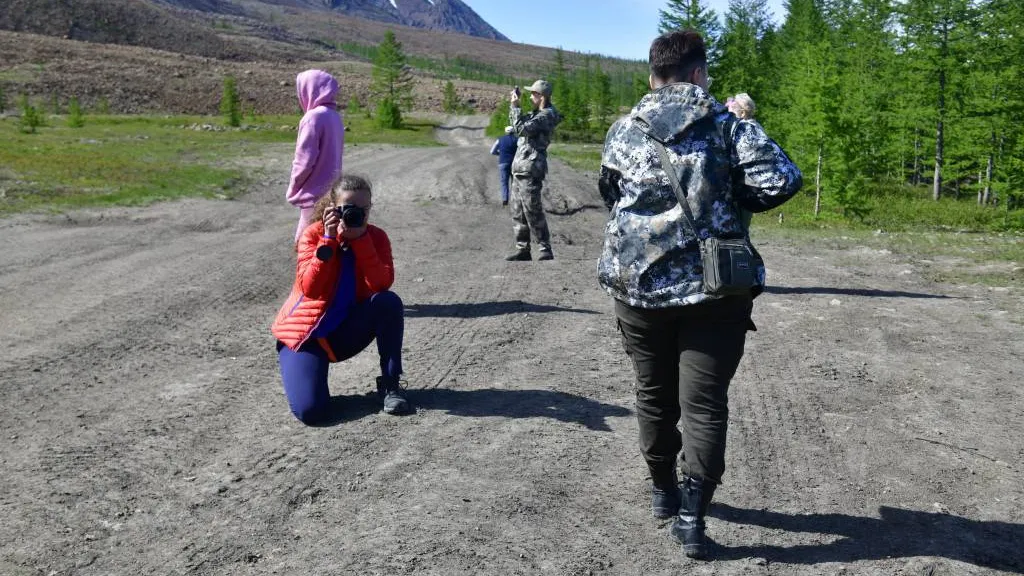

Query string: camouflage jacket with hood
[510,103,563,179]
[597,83,803,309]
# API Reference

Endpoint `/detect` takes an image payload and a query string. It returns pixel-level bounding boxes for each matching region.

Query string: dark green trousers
[615,296,753,486]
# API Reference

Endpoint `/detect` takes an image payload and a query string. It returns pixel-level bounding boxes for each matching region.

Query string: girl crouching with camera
[272,174,410,423]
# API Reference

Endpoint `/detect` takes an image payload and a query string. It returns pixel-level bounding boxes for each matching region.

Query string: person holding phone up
[506,80,562,261]
[271,174,411,423]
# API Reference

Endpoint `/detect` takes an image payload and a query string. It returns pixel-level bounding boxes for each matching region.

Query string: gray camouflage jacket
[510,104,562,179]
[597,83,802,308]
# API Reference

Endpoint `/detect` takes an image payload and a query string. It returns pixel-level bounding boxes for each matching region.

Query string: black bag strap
[652,140,701,241]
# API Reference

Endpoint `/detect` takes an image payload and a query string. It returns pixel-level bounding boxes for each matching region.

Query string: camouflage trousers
[510,175,551,252]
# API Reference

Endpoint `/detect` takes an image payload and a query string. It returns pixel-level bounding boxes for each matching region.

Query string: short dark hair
[649,29,707,83]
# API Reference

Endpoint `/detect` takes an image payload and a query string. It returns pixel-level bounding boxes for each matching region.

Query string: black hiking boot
[376,377,411,415]
[669,475,716,560]
[650,467,682,519]
[537,248,554,261]
[505,248,532,261]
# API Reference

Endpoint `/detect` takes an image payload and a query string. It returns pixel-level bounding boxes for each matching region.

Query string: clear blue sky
[466,0,787,61]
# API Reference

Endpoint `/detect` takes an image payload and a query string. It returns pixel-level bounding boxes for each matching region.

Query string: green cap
[526,79,552,96]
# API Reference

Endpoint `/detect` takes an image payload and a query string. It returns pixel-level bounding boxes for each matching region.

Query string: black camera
[335,204,367,228]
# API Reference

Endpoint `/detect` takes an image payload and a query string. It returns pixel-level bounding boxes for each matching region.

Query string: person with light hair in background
[726,92,756,121]
[727,93,758,229]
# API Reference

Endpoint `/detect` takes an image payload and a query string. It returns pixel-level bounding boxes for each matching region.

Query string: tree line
[660,0,1023,215]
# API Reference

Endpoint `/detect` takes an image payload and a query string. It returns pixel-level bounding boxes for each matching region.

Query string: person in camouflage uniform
[598,30,802,560]
[506,79,563,261]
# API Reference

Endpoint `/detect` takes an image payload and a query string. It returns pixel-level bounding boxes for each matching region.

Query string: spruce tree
[658,0,722,64]
[67,97,85,128]
[371,31,414,115]
[220,75,242,127]
[899,0,978,200]
[592,64,615,135]
[0,85,6,114]
[18,95,43,134]
[442,80,459,113]
[715,0,774,101]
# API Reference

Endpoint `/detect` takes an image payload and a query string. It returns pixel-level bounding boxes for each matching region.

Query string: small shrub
[18,94,43,134]
[96,97,110,115]
[220,75,242,127]
[50,93,61,115]
[67,97,85,128]
[347,94,362,115]
[375,97,402,129]
[0,85,7,113]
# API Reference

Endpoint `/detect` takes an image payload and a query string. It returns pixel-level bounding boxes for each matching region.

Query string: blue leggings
[277,291,404,424]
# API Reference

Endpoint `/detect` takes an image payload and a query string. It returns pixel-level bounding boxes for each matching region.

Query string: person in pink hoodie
[286,70,345,242]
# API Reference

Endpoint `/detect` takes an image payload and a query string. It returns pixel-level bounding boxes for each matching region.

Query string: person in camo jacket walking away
[598,30,802,560]
[505,79,562,262]
[286,69,345,244]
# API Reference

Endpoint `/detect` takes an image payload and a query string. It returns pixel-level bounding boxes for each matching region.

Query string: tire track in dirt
[1,118,1022,575]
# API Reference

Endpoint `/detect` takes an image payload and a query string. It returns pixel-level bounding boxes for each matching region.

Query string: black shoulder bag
[652,140,764,297]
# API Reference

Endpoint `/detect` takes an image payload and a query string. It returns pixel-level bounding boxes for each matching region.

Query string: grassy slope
[0,113,439,214]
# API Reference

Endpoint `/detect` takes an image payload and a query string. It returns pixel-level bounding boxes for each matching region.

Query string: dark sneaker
[538,249,554,261]
[376,377,411,415]
[505,249,531,261]
[502,200,509,206]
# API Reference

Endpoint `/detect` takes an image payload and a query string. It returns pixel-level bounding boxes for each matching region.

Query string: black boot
[650,466,682,519]
[669,475,716,559]
[505,247,531,261]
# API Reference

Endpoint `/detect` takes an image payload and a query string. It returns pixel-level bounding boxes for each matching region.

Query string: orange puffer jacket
[272,221,394,351]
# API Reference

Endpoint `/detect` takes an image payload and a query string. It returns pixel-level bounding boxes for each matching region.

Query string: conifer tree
[442,80,460,113]
[593,64,615,134]
[371,30,415,113]
[899,0,978,200]
[715,0,774,101]
[220,76,241,127]
[67,96,85,128]
[658,0,722,63]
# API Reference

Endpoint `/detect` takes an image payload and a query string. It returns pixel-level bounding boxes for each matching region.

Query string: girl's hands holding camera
[323,206,341,238]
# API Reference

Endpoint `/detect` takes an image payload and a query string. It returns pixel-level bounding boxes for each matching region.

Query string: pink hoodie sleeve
[285,116,321,208]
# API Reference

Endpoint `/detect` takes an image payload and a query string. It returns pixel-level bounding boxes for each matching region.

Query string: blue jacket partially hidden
[490,134,518,165]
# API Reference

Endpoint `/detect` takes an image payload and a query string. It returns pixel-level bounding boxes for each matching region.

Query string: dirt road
[1,117,1021,576]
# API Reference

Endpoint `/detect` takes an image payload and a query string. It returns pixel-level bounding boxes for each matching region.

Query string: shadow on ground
[305,393,382,427]
[710,503,1024,573]
[405,300,600,318]
[765,286,951,299]
[413,388,630,432]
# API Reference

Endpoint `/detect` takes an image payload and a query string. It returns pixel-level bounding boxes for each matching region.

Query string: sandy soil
[0,117,1021,576]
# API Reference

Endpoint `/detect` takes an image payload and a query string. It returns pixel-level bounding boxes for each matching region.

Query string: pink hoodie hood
[296,70,339,112]
[286,69,345,241]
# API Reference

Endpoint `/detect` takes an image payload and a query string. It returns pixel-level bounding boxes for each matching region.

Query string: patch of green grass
[0,113,440,214]
[754,226,1023,287]
[549,144,602,172]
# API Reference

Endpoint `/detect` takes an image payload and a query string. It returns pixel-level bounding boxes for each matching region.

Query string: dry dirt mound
[0,136,1021,575]
[0,31,507,115]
